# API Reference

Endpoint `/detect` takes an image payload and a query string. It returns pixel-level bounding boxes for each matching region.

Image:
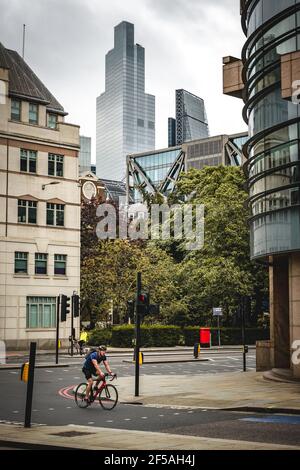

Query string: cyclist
[78,328,88,355]
[82,345,114,402]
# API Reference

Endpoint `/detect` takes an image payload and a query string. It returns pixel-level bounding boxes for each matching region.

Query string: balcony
[223,56,244,99]
[281,51,300,101]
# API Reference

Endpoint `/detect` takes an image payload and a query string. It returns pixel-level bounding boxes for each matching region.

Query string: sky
[0,0,247,163]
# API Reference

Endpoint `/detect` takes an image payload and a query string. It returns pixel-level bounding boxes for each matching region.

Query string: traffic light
[137,293,149,317]
[73,294,80,318]
[61,295,70,322]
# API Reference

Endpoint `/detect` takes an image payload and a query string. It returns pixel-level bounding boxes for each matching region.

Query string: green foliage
[88,325,270,347]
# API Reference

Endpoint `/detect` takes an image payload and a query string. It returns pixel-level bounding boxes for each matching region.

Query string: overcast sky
[0,0,247,162]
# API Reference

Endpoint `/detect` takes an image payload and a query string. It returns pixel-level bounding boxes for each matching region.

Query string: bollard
[24,342,36,428]
[194,343,200,359]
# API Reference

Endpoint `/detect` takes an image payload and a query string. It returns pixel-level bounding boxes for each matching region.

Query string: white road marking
[174,413,180,415]
[227,357,239,361]
[106,420,114,423]
[124,419,131,421]
[88,422,95,425]
[48,408,55,411]
[9,372,18,374]
[12,411,19,414]
[141,417,148,419]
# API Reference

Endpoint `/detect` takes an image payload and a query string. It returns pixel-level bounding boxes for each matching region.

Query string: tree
[164,166,268,326]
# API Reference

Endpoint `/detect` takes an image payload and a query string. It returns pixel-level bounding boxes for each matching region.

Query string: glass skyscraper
[172,89,209,145]
[79,136,92,175]
[96,21,155,182]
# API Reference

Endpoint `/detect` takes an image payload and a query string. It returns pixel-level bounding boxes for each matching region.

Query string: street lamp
[42,182,61,190]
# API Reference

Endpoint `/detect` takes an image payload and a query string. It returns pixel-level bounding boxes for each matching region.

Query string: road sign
[213,307,223,316]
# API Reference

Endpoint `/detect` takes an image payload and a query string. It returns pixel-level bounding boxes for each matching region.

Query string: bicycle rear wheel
[75,383,90,408]
[99,384,118,410]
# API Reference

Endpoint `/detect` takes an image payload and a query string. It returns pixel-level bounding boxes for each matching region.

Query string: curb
[0,439,76,450]
[0,364,71,371]
[220,406,300,415]
[123,358,209,364]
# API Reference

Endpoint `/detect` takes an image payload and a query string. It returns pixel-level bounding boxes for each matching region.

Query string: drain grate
[50,431,96,438]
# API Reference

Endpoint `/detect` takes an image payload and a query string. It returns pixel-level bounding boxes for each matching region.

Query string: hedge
[88,325,270,348]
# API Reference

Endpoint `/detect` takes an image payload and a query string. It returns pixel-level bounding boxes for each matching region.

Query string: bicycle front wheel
[75,383,89,408]
[99,384,118,410]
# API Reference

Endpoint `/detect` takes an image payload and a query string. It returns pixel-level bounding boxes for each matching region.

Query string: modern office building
[223,0,300,379]
[0,41,81,349]
[96,21,155,182]
[127,132,247,203]
[168,89,209,147]
[79,136,92,175]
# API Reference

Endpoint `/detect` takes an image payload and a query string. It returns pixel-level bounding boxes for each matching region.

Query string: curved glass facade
[243,0,300,258]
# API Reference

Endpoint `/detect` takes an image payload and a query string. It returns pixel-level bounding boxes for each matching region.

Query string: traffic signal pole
[135,272,142,397]
[55,295,60,365]
[71,295,74,357]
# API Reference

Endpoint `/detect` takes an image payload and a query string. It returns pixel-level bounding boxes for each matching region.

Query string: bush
[88,324,270,347]
[88,327,112,346]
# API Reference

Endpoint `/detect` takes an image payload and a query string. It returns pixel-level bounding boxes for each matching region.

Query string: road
[1,350,300,447]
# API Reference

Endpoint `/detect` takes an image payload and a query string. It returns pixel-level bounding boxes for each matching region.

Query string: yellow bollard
[139,352,143,365]
[198,344,201,355]
[58,340,61,349]
[21,362,29,382]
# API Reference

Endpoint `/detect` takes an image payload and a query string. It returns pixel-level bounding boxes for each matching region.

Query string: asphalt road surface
[1,352,300,447]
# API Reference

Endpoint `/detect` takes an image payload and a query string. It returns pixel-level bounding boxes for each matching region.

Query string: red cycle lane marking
[58,385,76,400]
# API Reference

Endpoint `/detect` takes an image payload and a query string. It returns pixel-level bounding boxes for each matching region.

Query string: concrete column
[269,256,290,369]
[289,252,300,378]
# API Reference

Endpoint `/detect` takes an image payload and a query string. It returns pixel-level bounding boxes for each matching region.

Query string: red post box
[200,328,211,347]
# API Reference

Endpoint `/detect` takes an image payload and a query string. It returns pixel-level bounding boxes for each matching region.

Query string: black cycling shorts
[82,367,95,380]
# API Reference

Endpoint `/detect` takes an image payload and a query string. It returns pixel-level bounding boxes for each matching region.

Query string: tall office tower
[96,21,155,181]
[79,136,92,175]
[175,89,209,145]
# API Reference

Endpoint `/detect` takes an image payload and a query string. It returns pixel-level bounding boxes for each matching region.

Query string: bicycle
[68,337,85,356]
[75,373,118,410]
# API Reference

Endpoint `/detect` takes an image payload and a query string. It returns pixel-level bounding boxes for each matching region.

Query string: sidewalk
[0,423,298,450]
[116,371,300,413]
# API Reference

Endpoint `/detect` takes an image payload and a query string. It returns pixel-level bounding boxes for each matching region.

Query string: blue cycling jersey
[83,351,107,370]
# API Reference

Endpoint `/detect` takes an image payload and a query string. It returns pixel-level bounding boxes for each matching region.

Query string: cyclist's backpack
[85,348,97,360]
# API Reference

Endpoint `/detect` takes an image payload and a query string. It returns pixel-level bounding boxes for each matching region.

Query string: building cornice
[0,132,80,153]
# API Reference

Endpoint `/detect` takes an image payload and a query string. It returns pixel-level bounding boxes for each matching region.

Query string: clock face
[82,181,97,200]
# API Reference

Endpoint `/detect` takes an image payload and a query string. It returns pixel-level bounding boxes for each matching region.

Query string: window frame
[11,99,21,121]
[54,254,67,276]
[20,149,37,173]
[48,153,64,177]
[29,103,39,125]
[18,199,37,224]
[14,252,28,274]
[46,203,65,227]
[35,253,48,275]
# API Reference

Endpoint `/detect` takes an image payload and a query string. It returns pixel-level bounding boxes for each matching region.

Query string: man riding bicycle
[82,345,114,402]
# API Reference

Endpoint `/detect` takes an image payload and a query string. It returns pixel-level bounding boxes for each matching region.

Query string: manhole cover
[50,431,95,437]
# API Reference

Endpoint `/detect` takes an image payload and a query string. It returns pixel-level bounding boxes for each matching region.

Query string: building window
[29,103,38,124]
[47,113,57,129]
[26,297,56,328]
[15,252,28,274]
[148,121,155,130]
[54,254,67,275]
[47,203,65,226]
[11,99,21,121]
[20,149,37,173]
[137,119,144,127]
[18,199,37,224]
[48,154,64,177]
[35,253,48,275]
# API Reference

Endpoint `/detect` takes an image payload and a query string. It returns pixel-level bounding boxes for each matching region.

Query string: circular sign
[82,181,97,200]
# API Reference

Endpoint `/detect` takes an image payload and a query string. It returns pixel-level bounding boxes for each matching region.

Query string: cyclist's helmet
[98,345,107,352]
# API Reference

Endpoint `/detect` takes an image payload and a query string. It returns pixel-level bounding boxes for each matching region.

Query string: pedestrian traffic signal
[73,294,80,318]
[61,295,70,322]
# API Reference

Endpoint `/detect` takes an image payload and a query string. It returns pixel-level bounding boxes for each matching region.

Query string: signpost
[213,307,223,347]
[135,272,142,397]
[23,342,36,428]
